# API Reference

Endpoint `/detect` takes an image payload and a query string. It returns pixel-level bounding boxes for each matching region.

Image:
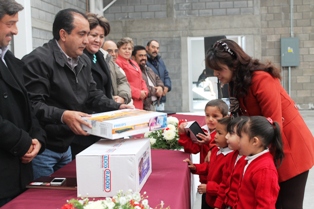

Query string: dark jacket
[22,39,120,153]
[146,54,171,103]
[0,51,46,199]
[141,65,164,110]
[84,49,113,100]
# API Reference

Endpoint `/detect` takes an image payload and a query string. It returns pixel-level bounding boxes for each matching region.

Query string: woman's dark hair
[205,99,229,117]
[52,8,87,40]
[86,13,110,36]
[236,116,284,167]
[205,39,281,97]
[0,0,23,19]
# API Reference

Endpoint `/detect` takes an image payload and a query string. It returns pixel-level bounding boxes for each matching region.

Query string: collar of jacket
[147,53,161,62]
[50,39,89,69]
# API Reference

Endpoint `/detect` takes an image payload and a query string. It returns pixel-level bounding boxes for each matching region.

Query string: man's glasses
[213,40,235,57]
[107,49,119,54]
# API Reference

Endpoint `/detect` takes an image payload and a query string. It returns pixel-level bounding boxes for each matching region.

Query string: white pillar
[14,0,33,59]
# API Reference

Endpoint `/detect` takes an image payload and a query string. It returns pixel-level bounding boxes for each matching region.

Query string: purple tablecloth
[2,149,191,209]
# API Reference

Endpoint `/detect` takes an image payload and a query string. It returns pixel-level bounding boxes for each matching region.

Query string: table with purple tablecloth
[2,149,191,209]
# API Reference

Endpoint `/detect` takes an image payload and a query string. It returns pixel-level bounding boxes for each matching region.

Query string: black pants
[201,193,214,209]
[276,170,309,209]
[0,197,13,207]
[70,135,100,160]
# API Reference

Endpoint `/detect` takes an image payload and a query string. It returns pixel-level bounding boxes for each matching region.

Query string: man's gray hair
[0,0,24,20]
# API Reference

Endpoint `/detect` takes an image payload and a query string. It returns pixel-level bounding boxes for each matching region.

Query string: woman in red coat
[205,39,314,209]
[116,37,148,109]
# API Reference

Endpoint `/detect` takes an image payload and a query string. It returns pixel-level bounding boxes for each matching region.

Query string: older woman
[116,37,148,109]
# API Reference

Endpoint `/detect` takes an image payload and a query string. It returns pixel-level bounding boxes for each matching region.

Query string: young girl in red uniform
[184,117,233,209]
[214,117,246,209]
[178,99,228,208]
[234,116,284,209]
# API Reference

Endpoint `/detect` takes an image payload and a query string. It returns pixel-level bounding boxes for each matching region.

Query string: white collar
[217,146,233,156]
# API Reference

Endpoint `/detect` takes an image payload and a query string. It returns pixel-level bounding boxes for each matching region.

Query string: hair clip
[213,40,235,57]
[266,117,274,125]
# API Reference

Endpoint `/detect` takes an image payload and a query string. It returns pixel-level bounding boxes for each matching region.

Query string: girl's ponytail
[270,121,284,167]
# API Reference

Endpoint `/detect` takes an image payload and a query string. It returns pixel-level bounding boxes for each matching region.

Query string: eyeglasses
[213,40,235,57]
[107,49,119,54]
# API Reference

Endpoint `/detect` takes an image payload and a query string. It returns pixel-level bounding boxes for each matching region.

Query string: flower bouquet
[61,190,169,209]
[145,116,182,150]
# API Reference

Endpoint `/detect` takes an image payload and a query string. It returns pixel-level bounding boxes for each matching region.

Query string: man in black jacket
[22,9,132,179]
[0,0,46,206]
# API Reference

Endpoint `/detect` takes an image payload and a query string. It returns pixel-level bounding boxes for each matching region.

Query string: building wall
[103,0,313,111]
[30,0,87,48]
[30,0,314,111]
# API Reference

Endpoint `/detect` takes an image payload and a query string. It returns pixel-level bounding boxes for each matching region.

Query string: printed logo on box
[104,169,111,192]
[113,123,127,128]
[102,155,109,168]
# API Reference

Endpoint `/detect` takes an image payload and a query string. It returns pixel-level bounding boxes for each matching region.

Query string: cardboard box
[81,109,167,139]
[76,138,152,197]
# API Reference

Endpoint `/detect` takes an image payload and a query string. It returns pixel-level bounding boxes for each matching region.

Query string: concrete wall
[30,0,87,48]
[29,0,314,111]
[103,0,313,111]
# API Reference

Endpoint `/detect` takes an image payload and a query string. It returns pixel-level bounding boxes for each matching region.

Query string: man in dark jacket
[22,9,132,179]
[146,40,171,111]
[132,45,164,111]
[0,0,46,206]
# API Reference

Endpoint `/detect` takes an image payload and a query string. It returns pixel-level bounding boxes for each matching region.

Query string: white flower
[84,200,105,209]
[163,129,176,140]
[149,137,156,145]
[118,196,127,205]
[144,131,150,138]
[167,124,176,131]
[167,116,179,125]
[132,191,141,202]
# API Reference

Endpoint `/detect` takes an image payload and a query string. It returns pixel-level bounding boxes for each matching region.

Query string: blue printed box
[76,138,151,197]
[81,109,167,139]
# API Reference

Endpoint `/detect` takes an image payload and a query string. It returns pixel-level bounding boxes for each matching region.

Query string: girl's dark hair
[227,116,246,133]
[217,116,232,127]
[205,99,229,117]
[237,116,284,167]
[205,39,281,97]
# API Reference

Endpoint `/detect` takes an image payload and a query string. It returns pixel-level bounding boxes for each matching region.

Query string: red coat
[178,128,216,183]
[234,152,279,209]
[214,151,246,209]
[116,55,148,109]
[238,71,314,182]
[194,147,233,207]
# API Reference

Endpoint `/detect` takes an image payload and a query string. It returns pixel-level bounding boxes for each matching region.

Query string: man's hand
[155,86,163,97]
[183,158,196,171]
[62,110,91,135]
[119,104,135,109]
[113,95,125,104]
[163,86,169,96]
[21,139,42,164]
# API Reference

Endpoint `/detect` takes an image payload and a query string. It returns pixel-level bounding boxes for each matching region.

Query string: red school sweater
[193,146,233,207]
[214,150,246,209]
[178,127,216,183]
[234,152,279,209]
